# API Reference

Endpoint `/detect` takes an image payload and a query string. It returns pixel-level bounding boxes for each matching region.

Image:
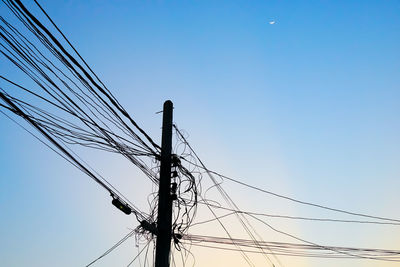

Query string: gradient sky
[1,0,399,266]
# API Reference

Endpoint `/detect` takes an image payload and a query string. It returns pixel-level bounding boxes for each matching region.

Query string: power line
[126,241,152,267]
[173,124,400,265]
[184,234,400,261]
[174,125,283,267]
[194,200,400,226]
[1,0,160,182]
[86,229,136,267]
[0,91,147,221]
[175,125,400,224]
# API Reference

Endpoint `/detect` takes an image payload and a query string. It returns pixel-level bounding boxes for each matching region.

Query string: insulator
[175,233,182,239]
[112,198,132,215]
[173,232,183,244]
[171,154,181,167]
[171,182,177,192]
[140,220,157,235]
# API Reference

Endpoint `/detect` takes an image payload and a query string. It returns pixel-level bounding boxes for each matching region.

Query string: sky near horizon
[1,0,399,266]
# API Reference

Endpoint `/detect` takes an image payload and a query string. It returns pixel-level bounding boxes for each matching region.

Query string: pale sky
[1,1,399,267]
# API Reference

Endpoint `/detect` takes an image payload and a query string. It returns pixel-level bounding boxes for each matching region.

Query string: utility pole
[155,100,174,267]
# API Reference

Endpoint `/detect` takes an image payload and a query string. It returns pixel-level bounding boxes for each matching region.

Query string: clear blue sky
[1,1,399,266]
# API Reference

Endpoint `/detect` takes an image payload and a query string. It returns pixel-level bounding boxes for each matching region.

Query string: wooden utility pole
[155,100,173,267]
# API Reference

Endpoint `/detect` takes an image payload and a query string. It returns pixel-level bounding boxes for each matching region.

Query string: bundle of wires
[0,0,201,255]
[0,0,165,223]
[184,234,400,261]
[173,125,400,266]
[3,2,399,267]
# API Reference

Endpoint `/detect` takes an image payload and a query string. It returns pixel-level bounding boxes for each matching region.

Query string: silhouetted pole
[155,100,173,267]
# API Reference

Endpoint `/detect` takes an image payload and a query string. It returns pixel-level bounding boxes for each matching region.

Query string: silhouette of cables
[0,4,204,266]
[86,229,137,267]
[183,199,400,262]
[0,6,167,240]
[138,127,202,266]
[173,125,400,265]
[173,125,400,225]
[174,125,284,267]
[193,163,400,224]
[183,234,400,260]
[126,238,155,267]
[0,0,172,231]
[172,127,256,267]
[4,0,160,150]
[0,0,160,185]
[0,90,148,222]
[192,200,400,226]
